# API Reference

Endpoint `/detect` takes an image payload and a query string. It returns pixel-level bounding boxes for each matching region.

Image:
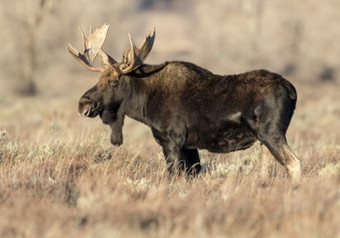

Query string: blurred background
[0,0,339,96]
[0,0,339,148]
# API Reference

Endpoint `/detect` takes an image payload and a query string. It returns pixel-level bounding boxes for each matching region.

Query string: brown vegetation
[0,0,339,237]
[0,79,339,238]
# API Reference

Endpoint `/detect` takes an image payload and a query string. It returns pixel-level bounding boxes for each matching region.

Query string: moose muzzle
[78,97,101,118]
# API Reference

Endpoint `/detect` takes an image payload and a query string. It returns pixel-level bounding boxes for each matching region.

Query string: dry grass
[0,80,339,238]
[0,1,339,237]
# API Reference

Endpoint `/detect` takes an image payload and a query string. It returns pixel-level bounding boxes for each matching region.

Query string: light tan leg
[260,143,276,179]
[282,143,301,181]
[264,141,301,181]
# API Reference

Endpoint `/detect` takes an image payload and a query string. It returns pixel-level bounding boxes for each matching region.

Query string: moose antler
[68,24,156,75]
[67,23,114,72]
[120,29,156,74]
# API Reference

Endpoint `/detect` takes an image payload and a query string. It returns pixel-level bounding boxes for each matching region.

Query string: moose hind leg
[281,143,301,181]
[262,138,301,181]
[181,148,201,176]
[260,143,276,179]
[250,93,301,180]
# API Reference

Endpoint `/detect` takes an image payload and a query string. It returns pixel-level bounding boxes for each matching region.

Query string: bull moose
[68,24,301,180]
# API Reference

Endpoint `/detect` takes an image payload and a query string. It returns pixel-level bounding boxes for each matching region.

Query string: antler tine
[120,34,143,74]
[67,43,103,72]
[136,28,156,62]
[120,28,156,75]
[89,26,92,36]
[79,26,86,52]
[67,23,113,72]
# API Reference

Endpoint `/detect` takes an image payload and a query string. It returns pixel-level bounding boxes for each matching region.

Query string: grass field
[1,1,340,237]
[0,77,339,238]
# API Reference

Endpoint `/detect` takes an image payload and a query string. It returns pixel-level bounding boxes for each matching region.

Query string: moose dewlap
[68,24,301,180]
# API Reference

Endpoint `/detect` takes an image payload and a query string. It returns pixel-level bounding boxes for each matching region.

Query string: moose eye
[110,80,119,88]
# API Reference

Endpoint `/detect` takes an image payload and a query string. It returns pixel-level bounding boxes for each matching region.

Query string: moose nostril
[78,104,91,117]
[84,107,91,117]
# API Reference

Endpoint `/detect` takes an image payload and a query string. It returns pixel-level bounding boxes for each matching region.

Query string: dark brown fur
[78,61,301,180]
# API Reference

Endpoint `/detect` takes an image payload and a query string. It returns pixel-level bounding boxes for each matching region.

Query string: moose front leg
[152,129,185,176]
[161,142,185,176]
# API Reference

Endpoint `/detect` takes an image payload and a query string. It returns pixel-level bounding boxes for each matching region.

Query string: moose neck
[122,76,150,125]
[122,64,167,126]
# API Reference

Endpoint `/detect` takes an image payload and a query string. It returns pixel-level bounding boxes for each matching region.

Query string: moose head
[67,24,155,126]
